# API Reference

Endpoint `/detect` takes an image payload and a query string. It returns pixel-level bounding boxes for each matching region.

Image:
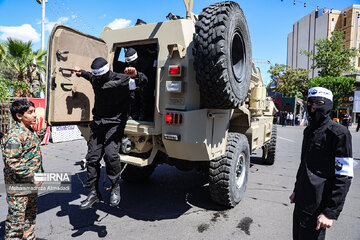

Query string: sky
[0,0,358,83]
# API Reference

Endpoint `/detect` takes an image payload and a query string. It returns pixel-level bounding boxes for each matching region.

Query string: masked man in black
[290,87,353,240]
[74,57,147,209]
[124,48,148,121]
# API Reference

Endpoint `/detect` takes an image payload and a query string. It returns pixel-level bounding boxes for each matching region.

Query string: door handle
[61,83,73,91]
[56,50,69,61]
[59,67,75,73]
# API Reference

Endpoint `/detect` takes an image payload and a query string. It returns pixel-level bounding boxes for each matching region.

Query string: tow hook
[121,138,134,154]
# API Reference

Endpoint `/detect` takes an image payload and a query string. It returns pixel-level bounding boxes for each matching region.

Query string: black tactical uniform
[76,57,147,208]
[80,70,130,188]
[293,87,353,240]
[124,48,148,120]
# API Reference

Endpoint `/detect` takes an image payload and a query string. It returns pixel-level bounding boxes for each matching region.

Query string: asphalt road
[0,125,359,240]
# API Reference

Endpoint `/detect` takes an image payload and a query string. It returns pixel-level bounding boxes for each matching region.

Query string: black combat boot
[109,183,120,206]
[80,188,102,210]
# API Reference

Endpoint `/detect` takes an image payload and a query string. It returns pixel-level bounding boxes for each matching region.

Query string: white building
[287,5,360,78]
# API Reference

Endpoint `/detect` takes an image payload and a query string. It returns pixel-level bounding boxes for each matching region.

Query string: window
[344,18,346,27]
[358,57,360,68]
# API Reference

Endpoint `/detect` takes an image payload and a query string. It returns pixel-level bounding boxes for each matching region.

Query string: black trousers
[85,123,124,189]
[293,207,326,240]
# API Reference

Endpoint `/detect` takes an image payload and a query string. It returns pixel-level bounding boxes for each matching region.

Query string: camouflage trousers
[5,193,38,240]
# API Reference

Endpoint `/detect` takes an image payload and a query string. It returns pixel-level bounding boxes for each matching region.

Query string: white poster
[51,125,84,143]
[353,91,360,113]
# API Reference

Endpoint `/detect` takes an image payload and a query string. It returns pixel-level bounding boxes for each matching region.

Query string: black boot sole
[109,200,120,207]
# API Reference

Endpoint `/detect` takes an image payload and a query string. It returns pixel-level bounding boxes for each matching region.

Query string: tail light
[165,112,183,124]
[168,65,182,76]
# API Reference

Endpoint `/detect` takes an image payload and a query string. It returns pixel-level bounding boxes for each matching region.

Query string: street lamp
[36,0,47,50]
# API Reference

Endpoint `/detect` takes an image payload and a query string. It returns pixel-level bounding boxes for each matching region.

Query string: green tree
[0,78,29,102]
[268,64,310,99]
[0,79,10,102]
[309,76,356,110]
[0,38,46,97]
[302,30,359,77]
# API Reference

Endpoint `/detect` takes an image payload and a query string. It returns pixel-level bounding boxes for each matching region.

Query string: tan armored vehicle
[45,0,277,207]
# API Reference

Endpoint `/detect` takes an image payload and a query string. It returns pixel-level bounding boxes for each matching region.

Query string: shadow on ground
[0,163,228,239]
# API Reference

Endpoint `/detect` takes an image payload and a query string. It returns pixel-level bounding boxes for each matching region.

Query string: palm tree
[30,49,47,73]
[1,38,46,97]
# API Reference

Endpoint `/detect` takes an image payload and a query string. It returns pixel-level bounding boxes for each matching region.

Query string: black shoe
[110,184,120,207]
[80,189,102,210]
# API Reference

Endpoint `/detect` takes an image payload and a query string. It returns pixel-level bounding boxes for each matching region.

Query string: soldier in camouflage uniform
[29,64,42,98]
[1,100,46,240]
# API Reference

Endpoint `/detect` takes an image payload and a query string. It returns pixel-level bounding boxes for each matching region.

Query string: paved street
[0,125,359,240]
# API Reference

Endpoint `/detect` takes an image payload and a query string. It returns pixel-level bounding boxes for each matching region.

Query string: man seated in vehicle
[124,48,148,121]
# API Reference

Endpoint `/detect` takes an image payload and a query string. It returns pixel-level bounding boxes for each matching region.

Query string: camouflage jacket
[30,70,41,84]
[1,122,46,186]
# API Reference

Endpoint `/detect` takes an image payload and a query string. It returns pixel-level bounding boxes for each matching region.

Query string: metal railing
[0,97,27,134]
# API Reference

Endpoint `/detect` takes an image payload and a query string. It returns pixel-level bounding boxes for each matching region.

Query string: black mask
[96,71,110,83]
[127,59,137,67]
[307,97,333,128]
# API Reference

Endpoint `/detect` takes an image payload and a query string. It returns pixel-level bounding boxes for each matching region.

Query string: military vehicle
[45,0,277,207]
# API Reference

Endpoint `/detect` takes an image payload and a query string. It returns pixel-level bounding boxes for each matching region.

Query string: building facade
[287,4,360,123]
[287,5,360,77]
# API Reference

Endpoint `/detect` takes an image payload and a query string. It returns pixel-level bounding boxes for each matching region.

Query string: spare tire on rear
[193,1,252,109]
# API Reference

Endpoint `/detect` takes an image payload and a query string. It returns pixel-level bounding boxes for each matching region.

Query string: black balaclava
[307,87,333,129]
[91,57,110,81]
[100,71,110,82]
[125,48,138,67]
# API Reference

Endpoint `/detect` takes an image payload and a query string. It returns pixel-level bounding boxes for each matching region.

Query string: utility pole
[36,0,47,98]
[36,0,46,50]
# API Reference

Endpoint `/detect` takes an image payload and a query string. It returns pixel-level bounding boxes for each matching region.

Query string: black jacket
[80,70,146,125]
[294,118,353,220]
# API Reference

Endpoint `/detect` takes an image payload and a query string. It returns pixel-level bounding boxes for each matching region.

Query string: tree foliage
[0,80,10,102]
[302,30,359,77]
[0,38,46,97]
[309,76,356,110]
[0,78,29,102]
[268,64,310,99]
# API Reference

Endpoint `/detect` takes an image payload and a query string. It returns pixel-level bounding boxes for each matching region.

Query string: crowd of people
[276,110,360,130]
[276,111,302,126]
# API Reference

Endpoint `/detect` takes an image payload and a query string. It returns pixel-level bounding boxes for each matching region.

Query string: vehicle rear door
[45,25,108,125]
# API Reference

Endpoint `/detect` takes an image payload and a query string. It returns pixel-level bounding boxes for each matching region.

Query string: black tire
[193,1,252,109]
[262,125,277,165]
[209,133,250,207]
[121,164,156,183]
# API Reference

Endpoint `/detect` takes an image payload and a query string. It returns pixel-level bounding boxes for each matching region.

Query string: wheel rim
[231,31,246,83]
[236,152,246,189]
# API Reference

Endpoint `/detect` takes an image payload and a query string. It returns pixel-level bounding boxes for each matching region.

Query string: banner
[28,98,50,145]
[353,91,360,113]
